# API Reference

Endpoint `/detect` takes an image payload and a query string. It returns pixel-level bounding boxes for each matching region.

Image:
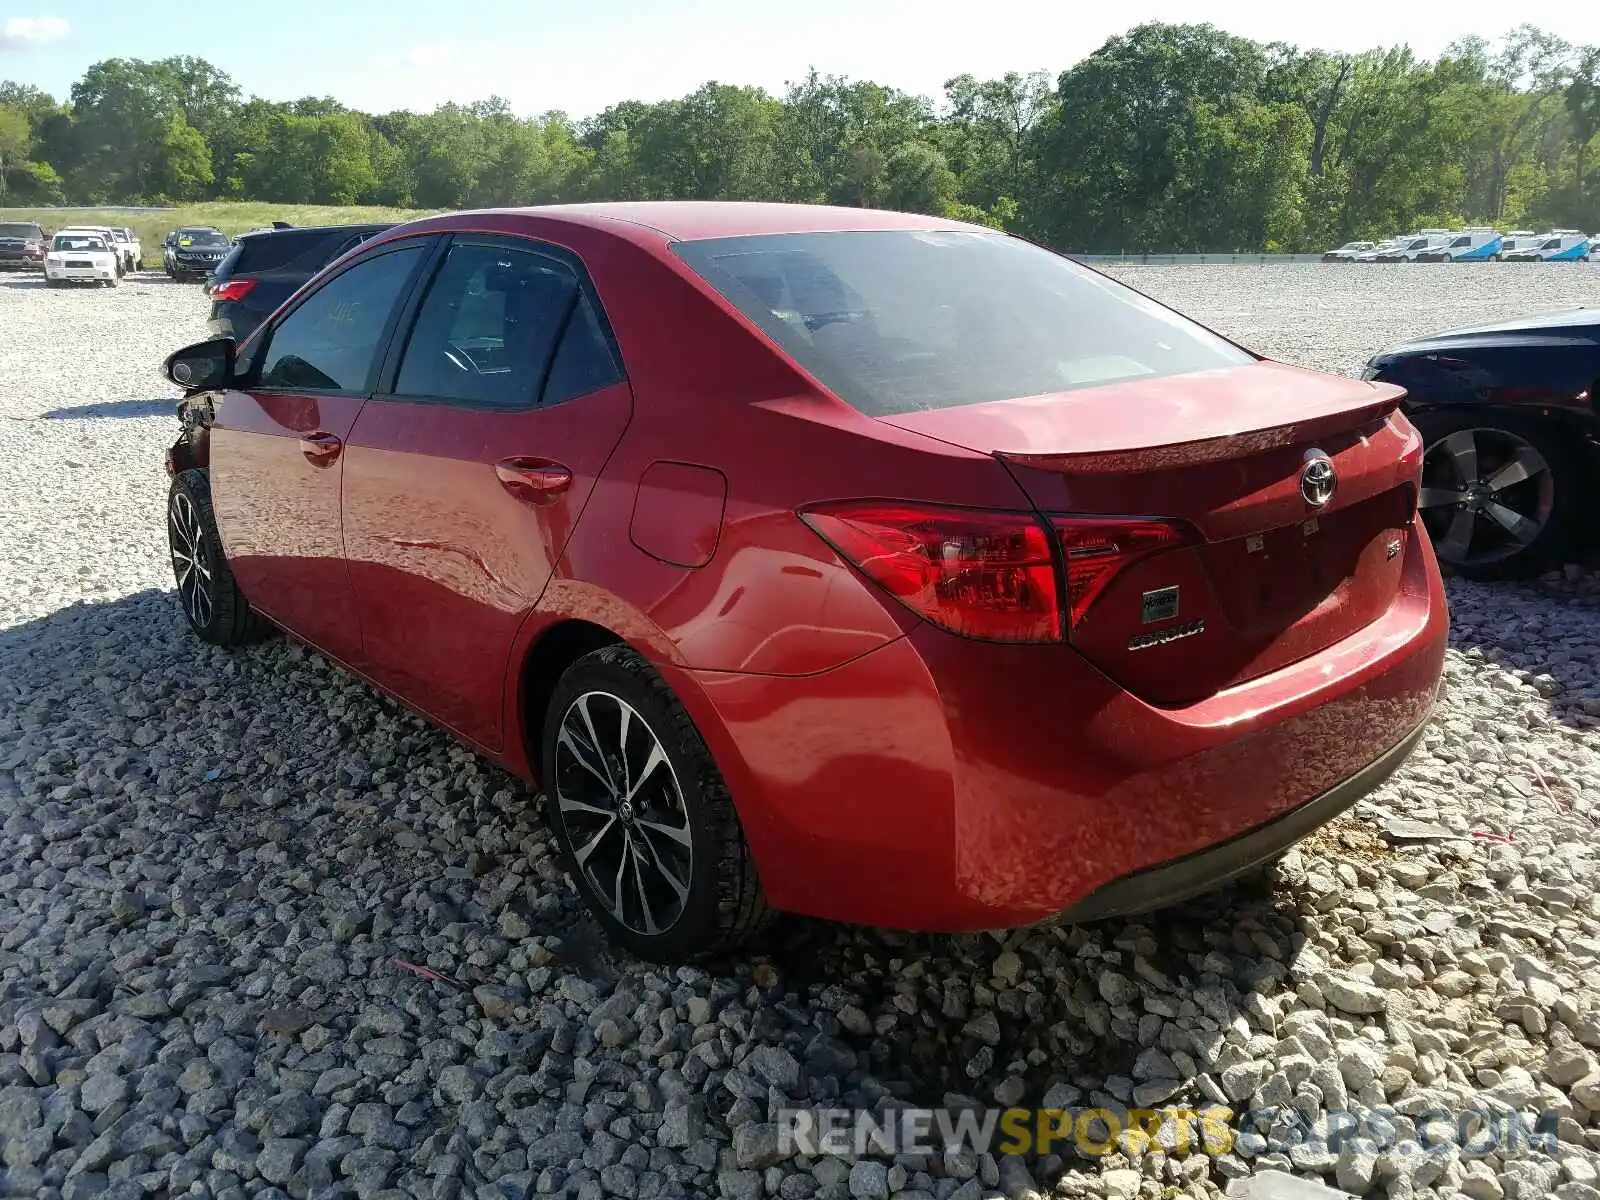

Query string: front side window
[257,246,424,393]
[673,230,1253,417]
[394,242,582,408]
[1542,239,1560,250]
[1451,237,1470,248]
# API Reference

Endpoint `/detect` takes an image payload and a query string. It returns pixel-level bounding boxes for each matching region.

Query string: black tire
[1412,410,1577,581]
[542,644,770,962]
[167,469,275,645]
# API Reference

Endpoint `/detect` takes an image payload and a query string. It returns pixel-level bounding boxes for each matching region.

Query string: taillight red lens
[1053,517,1198,628]
[800,502,1061,642]
[211,279,256,302]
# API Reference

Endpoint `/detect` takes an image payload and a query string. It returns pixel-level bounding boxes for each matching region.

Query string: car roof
[396,202,988,245]
[237,222,393,241]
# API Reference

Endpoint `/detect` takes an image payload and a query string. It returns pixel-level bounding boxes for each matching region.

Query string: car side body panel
[209,388,368,661]
[342,383,635,753]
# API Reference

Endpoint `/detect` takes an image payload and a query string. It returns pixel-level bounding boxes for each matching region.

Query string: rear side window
[673,230,1252,417]
[257,246,424,393]
[393,242,583,409]
[544,295,623,404]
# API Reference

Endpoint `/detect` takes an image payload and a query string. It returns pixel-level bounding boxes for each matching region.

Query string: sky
[0,0,1590,119]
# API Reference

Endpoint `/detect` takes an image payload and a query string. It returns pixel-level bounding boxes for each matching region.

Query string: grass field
[0,201,438,251]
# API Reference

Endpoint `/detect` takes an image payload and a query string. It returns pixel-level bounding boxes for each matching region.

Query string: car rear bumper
[673,513,1447,931]
[1054,717,1425,922]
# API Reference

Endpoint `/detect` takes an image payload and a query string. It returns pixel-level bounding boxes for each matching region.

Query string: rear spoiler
[997,391,1405,474]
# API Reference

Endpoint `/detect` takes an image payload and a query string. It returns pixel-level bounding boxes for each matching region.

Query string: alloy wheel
[1418,427,1554,567]
[554,691,694,935]
[168,489,214,628]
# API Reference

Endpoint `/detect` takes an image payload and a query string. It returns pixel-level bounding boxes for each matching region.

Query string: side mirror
[164,337,236,392]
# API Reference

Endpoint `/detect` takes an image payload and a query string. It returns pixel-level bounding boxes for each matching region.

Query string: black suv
[208,223,393,341]
[0,221,49,270]
[164,227,233,280]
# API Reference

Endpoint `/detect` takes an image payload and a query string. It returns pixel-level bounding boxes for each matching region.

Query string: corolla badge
[1300,452,1337,508]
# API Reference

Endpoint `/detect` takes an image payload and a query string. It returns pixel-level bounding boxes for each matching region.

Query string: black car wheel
[167,470,276,645]
[542,645,770,962]
[1413,412,1575,580]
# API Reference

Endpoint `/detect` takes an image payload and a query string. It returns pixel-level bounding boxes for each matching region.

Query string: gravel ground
[2,263,1599,1200]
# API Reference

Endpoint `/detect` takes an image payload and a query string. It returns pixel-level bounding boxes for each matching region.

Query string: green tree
[243,112,376,204]
[883,141,957,214]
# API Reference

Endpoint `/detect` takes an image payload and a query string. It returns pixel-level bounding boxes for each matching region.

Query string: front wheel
[1413,412,1576,580]
[542,645,771,962]
[167,469,276,645]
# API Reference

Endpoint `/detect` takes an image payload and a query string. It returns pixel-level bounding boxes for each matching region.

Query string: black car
[165,227,233,280]
[0,221,49,270]
[1363,307,1600,579]
[208,223,393,341]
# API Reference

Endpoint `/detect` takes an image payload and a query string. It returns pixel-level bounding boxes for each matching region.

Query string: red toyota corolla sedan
[161,203,1447,961]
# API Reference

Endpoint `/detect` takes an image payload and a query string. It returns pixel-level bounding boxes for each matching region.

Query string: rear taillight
[211,279,256,302]
[800,502,1198,643]
[1053,518,1198,629]
[799,502,1061,642]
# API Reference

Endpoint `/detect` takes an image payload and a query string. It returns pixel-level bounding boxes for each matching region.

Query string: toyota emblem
[1299,452,1337,508]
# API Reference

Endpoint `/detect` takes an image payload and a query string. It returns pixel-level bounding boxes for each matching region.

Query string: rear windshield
[672,230,1252,416]
[0,223,42,238]
[232,229,336,273]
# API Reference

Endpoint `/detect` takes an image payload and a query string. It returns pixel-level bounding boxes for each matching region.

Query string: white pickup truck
[109,226,142,273]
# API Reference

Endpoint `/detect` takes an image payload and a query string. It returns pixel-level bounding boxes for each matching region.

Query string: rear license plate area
[1208,490,1410,632]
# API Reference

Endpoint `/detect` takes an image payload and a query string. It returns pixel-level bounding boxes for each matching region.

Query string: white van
[1416,229,1503,262]
[1375,235,1450,262]
[1504,232,1592,262]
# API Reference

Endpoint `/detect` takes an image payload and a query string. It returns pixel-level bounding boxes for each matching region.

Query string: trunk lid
[880,361,1422,705]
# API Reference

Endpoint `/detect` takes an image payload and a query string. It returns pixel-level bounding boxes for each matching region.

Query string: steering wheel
[441,343,481,375]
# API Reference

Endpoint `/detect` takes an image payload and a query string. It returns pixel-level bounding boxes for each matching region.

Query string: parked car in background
[1504,232,1592,262]
[1355,239,1403,262]
[160,202,1446,961]
[1376,235,1450,262]
[45,231,121,286]
[164,227,233,280]
[1322,240,1375,262]
[0,221,49,270]
[206,222,393,341]
[56,227,124,276]
[1500,230,1537,254]
[109,226,142,272]
[1415,229,1503,262]
[1363,306,1600,578]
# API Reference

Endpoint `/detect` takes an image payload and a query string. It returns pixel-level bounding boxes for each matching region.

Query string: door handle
[299,431,343,466]
[495,457,573,505]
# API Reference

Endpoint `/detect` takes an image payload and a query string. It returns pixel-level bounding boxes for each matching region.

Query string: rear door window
[673,230,1251,417]
[255,245,426,394]
[392,241,583,409]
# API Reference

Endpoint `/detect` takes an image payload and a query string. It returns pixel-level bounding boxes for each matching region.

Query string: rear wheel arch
[516,618,627,784]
